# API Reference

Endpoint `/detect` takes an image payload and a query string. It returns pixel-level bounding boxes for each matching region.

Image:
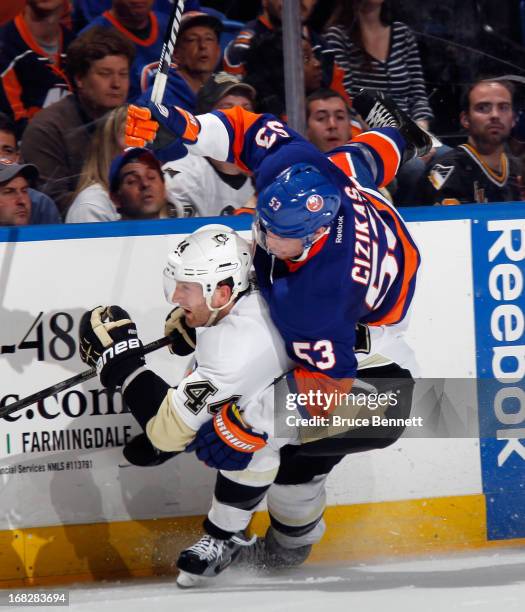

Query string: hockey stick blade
[151,0,185,104]
[0,335,172,419]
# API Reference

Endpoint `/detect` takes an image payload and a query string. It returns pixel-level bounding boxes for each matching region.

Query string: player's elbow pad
[122,369,171,431]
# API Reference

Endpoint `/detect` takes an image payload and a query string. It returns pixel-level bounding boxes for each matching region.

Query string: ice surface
[15,548,525,612]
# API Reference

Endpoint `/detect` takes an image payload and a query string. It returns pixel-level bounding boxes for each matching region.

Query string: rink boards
[0,204,524,586]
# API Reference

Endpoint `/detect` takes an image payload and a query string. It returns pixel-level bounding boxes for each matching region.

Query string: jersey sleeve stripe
[329,151,355,177]
[363,192,420,325]
[1,65,26,121]
[351,129,403,186]
[221,106,262,173]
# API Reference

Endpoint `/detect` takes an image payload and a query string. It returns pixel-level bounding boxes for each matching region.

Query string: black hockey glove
[79,305,145,389]
[164,306,196,356]
[123,433,180,467]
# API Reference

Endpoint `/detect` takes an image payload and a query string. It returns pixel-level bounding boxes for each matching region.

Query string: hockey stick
[0,335,172,420]
[151,0,185,104]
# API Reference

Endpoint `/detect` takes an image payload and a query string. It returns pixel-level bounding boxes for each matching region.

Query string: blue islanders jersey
[80,11,169,102]
[181,107,420,380]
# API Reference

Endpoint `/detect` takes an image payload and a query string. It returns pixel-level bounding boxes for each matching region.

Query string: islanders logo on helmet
[257,163,341,239]
[306,194,324,212]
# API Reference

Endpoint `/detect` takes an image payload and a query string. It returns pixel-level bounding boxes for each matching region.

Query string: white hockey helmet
[163,224,252,311]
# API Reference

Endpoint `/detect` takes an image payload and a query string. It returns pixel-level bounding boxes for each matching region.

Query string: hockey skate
[235,526,312,570]
[176,532,256,588]
[353,89,439,162]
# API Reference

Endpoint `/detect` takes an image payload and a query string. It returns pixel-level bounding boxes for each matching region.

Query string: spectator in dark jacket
[0,0,74,137]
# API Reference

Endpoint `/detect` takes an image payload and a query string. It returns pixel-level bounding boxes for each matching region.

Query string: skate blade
[176,570,210,589]
[420,125,443,149]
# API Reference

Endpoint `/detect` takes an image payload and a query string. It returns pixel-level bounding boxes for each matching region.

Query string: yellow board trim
[1,494,524,588]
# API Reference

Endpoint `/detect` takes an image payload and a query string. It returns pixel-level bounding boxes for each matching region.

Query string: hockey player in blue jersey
[126,89,428,390]
[125,90,430,569]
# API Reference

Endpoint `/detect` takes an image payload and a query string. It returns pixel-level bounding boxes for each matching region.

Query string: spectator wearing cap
[20,26,134,215]
[109,147,182,220]
[80,0,170,101]
[0,159,38,226]
[162,72,256,217]
[137,11,223,114]
[0,112,60,224]
[0,0,74,138]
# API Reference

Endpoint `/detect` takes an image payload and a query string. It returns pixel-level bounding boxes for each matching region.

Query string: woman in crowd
[324,0,433,128]
[66,105,127,223]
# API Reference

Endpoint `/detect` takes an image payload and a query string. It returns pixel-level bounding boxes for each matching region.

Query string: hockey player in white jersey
[78,224,302,587]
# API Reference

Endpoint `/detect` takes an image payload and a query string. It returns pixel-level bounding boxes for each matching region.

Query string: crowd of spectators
[1,0,524,227]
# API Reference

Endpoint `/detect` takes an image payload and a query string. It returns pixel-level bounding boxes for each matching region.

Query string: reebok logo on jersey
[306,194,324,212]
[428,164,454,190]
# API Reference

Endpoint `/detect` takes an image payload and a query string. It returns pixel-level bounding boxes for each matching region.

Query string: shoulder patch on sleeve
[428,164,455,190]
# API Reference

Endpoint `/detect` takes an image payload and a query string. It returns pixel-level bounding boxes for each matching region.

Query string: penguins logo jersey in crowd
[420,143,523,205]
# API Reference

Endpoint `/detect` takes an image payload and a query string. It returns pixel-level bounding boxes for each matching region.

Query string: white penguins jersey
[145,289,294,452]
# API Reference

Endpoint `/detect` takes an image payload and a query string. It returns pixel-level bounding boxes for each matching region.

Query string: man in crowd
[305,88,353,152]
[223,0,348,106]
[20,26,134,215]
[223,0,318,76]
[109,147,181,219]
[0,113,60,224]
[162,72,256,216]
[80,0,169,101]
[0,159,38,226]
[138,11,223,114]
[0,0,74,137]
[419,78,522,205]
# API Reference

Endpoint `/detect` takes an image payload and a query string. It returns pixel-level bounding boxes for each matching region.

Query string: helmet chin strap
[203,291,238,327]
[292,226,331,261]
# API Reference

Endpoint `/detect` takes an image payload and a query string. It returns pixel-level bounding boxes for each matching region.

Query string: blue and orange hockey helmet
[256,163,341,247]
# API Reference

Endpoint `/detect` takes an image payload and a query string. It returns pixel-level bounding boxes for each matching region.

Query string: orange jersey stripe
[293,367,354,417]
[351,131,401,187]
[101,11,159,46]
[364,192,419,325]
[177,107,201,143]
[329,151,355,177]
[1,67,26,121]
[221,106,261,174]
[223,63,246,76]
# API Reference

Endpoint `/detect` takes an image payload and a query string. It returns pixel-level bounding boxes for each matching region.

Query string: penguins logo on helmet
[212,233,229,246]
[175,240,190,255]
[306,194,324,213]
